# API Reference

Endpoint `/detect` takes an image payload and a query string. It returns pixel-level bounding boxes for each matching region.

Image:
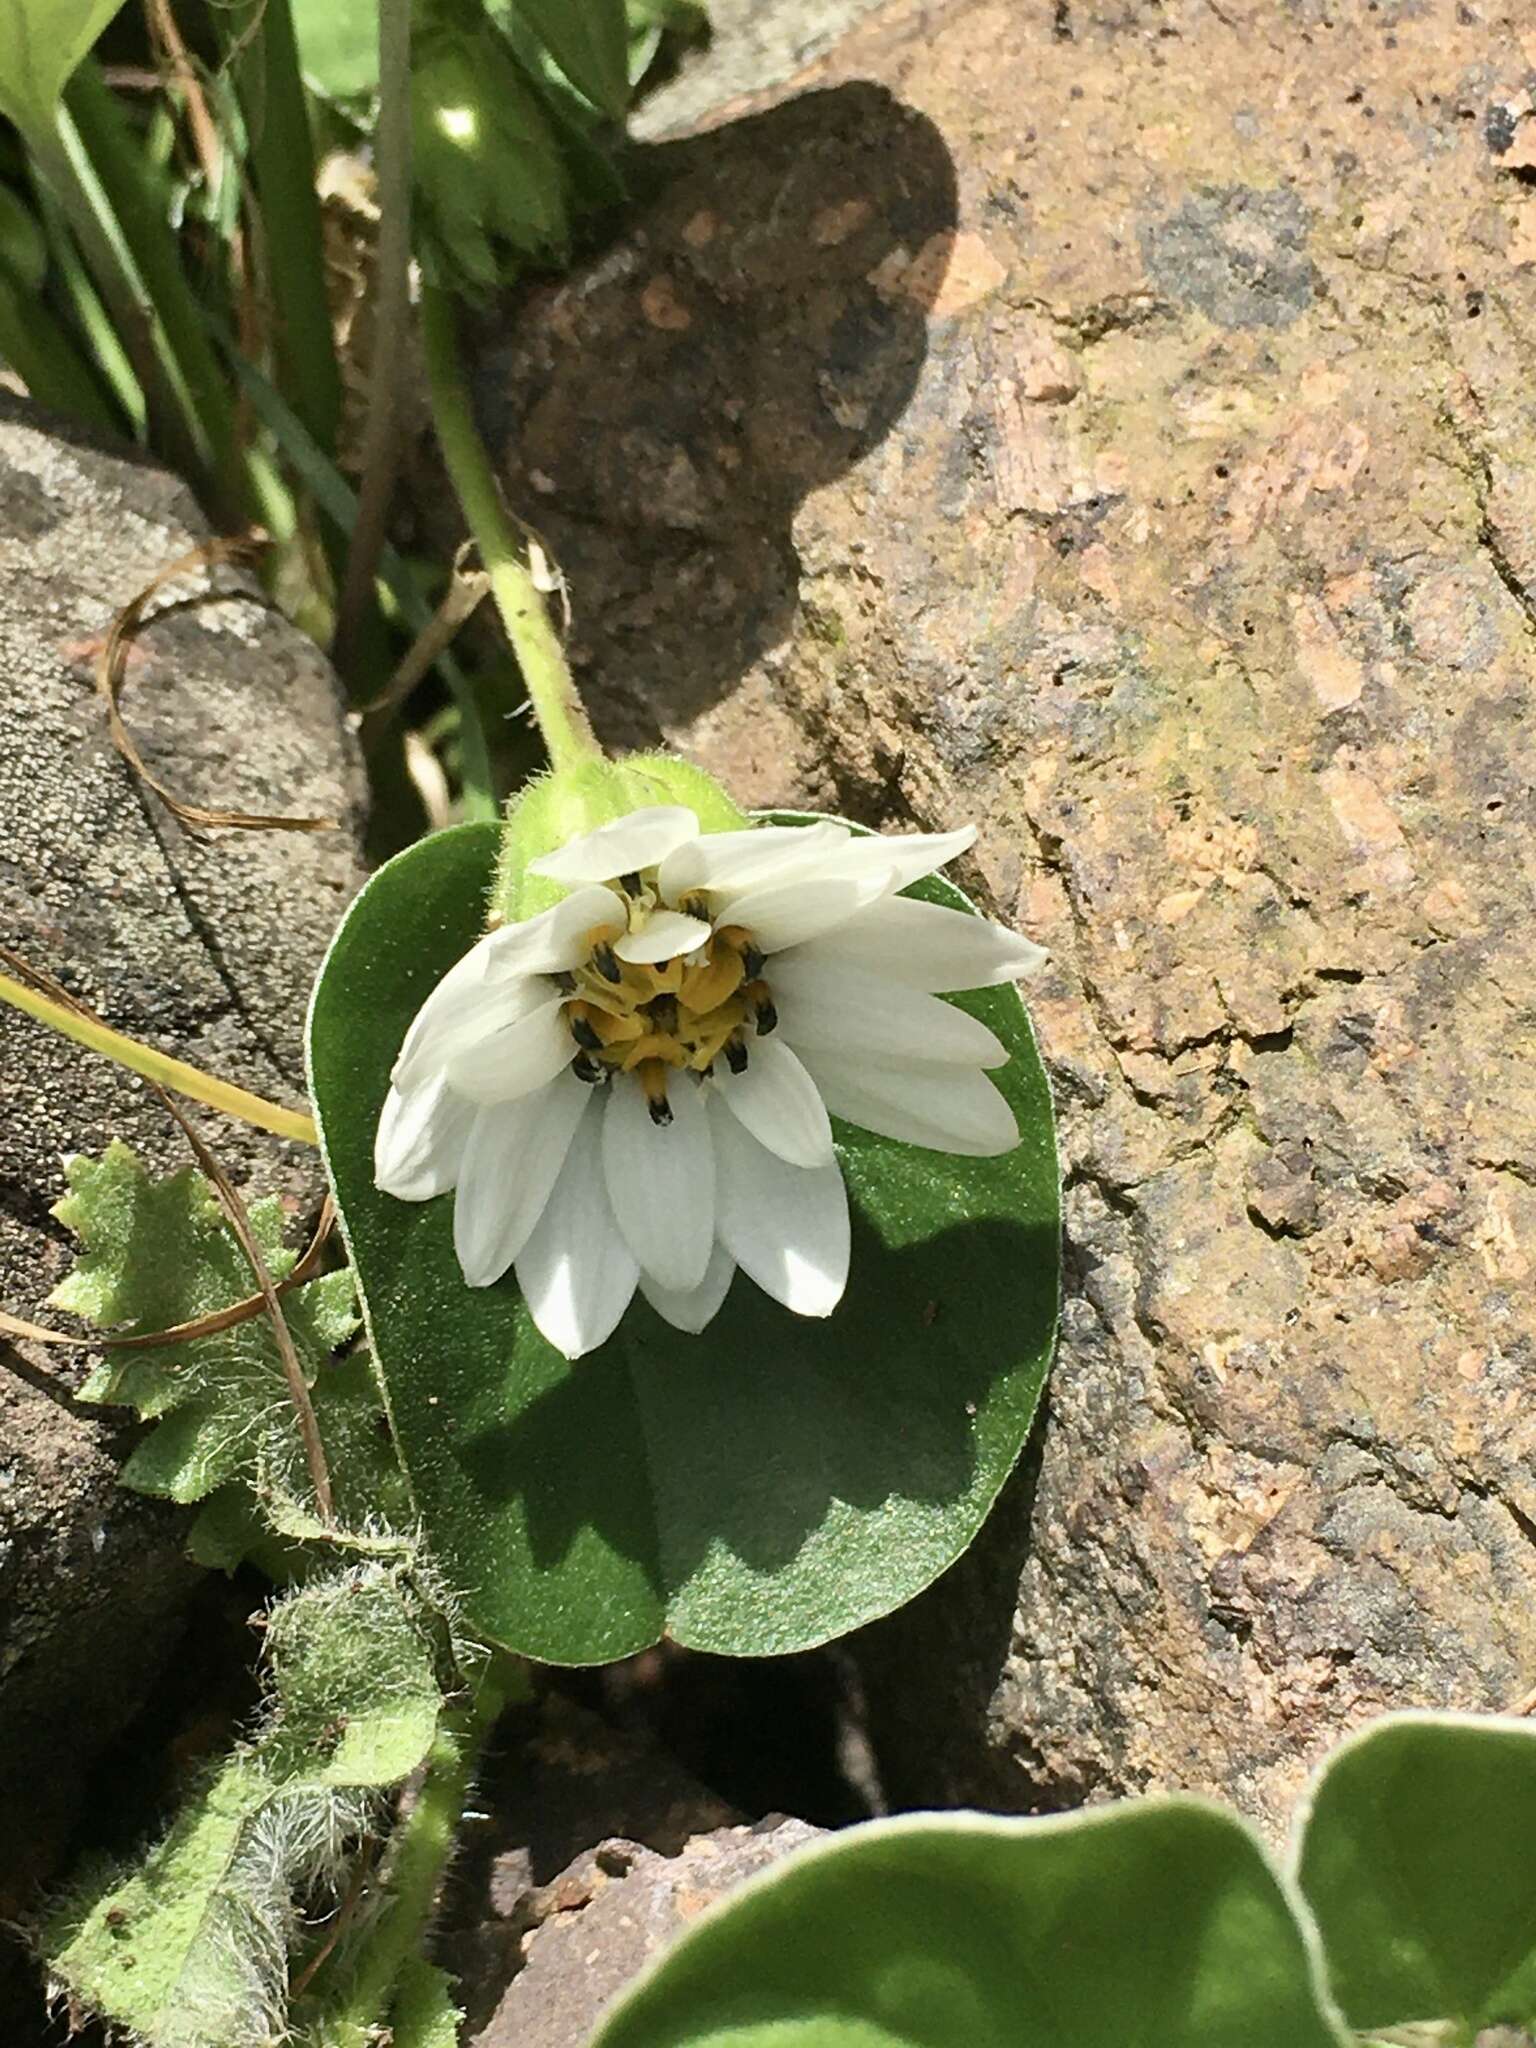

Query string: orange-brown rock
[464,0,1536,1832]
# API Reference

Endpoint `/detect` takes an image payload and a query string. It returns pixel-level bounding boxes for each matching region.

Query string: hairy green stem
[230,0,343,461]
[420,283,600,773]
[306,1662,514,2046]
[331,0,414,680]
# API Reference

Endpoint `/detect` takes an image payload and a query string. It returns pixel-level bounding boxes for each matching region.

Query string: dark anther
[699,1061,715,1079]
[572,1053,604,1083]
[619,870,642,896]
[753,996,778,1037]
[550,970,577,992]
[741,944,765,981]
[647,1094,674,1127]
[683,894,709,920]
[646,994,679,1032]
[593,942,622,983]
[570,1014,603,1052]
[725,1038,749,1075]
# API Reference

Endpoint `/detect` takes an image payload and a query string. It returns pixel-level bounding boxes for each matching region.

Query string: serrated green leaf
[1294,1711,1536,2037]
[307,819,1059,1663]
[289,0,378,98]
[508,0,629,118]
[592,1805,1349,2048]
[0,0,126,135]
[50,1142,386,1546]
[46,1566,446,2048]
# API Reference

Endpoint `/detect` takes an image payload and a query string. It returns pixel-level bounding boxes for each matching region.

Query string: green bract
[0,0,125,134]
[493,753,747,922]
[307,814,1059,1663]
[593,1711,1536,2047]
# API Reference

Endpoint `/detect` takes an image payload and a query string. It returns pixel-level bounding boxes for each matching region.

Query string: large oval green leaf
[0,0,125,134]
[590,1805,1349,2048]
[307,820,1058,1662]
[1293,1711,1536,2037]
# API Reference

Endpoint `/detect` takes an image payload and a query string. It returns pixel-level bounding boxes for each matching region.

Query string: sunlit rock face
[458,0,1536,1833]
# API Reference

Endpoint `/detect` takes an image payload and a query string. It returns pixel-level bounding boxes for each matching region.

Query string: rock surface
[446,1688,741,2041]
[469,1813,819,2048]
[471,0,1536,1831]
[0,395,365,2003]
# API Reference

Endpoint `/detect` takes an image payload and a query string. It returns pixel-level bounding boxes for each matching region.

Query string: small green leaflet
[288,0,378,98]
[508,0,629,119]
[51,1142,405,1555]
[0,0,125,136]
[45,1566,446,2048]
[307,818,1059,1663]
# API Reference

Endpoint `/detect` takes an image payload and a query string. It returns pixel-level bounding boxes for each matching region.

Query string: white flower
[374,807,1046,1358]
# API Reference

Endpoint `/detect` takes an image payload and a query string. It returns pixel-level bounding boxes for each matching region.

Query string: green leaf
[0,181,47,290]
[50,1141,388,1543]
[289,0,378,98]
[1294,1711,1536,2037]
[591,1805,1349,2048]
[389,1958,464,2048]
[508,0,629,118]
[46,1566,447,2048]
[307,820,1059,1663]
[0,0,125,136]
[411,15,570,295]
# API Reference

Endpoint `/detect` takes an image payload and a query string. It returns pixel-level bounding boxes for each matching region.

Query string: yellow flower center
[560,908,774,1126]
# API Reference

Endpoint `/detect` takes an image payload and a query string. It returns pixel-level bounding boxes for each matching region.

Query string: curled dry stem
[97,532,341,834]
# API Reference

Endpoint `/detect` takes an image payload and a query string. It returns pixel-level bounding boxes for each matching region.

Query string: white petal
[715,1037,834,1169]
[445,995,574,1105]
[819,824,976,893]
[484,885,624,976]
[451,1073,590,1286]
[393,966,551,1093]
[784,894,1048,992]
[613,910,713,965]
[796,1047,1019,1156]
[658,820,850,902]
[601,1073,714,1292]
[770,956,1008,1068]
[392,932,499,1079]
[374,1075,474,1200]
[640,1242,736,1335]
[711,1098,849,1318]
[529,805,700,885]
[514,1094,639,1358]
[715,869,893,954]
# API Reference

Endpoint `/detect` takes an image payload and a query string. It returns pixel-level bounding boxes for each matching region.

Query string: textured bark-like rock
[0,397,365,1964]
[468,0,1536,1831]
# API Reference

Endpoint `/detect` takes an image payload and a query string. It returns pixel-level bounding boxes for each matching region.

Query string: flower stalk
[420,281,601,775]
[305,1658,516,2046]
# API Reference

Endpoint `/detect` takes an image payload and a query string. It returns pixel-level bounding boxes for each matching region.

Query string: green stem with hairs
[305,1661,516,2046]
[420,282,600,774]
